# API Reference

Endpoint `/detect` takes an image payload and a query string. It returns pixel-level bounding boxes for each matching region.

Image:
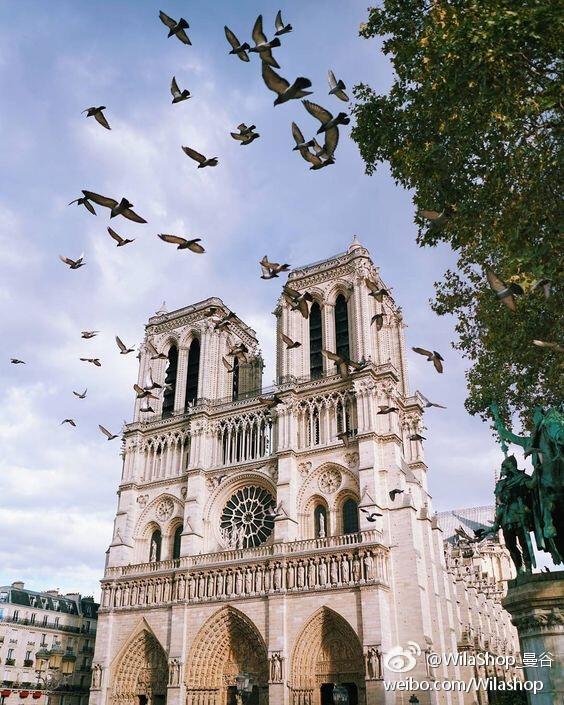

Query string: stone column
[502,571,564,705]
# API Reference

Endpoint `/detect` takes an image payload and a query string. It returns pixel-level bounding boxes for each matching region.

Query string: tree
[352,0,563,430]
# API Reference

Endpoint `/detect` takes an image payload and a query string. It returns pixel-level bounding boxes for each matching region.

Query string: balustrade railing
[105,530,383,577]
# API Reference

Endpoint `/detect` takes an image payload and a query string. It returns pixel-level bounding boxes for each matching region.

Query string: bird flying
[133,384,159,400]
[337,430,354,447]
[412,347,444,373]
[80,357,101,367]
[146,341,167,360]
[302,100,350,134]
[99,424,118,440]
[389,489,404,501]
[260,255,290,279]
[116,336,134,354]
[181,146,218,168]
[533,340,564,352]
[231,123,260,145]
[417,207,454,229]
[377,405,399,415]
[280,333,301,349]
[59,254,85,269]
[157,234,205,253]
[258,395,284,409]
[68,195,96,215]
[10,358,25,364]
[82,106,110,130]
[327,70,348,101]
[224,26,250,61]
[360,508,383,522]
[107,227,134,247]
[222,356,235,373]
[144,367,162,390]
[81,191,147,223]
[365,279,392,302]
[370,312,386,330]
[249,15,281,68]
[73,389,87,399]
[61,419,76,427]
[282,285,313,318]
[170,76,190,103]
[261,63,312,106]
[81,331,99,339]
[485,268,524,312]
[159,11,191,44]
[274,10,292,36]
[419,394,447,409]
[409,433,426,441]
[214,311,237,331]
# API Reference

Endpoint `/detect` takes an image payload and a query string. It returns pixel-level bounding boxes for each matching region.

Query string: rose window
[220,486,275,549]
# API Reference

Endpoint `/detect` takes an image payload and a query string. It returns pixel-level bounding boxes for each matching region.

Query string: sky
[0,0,533,598]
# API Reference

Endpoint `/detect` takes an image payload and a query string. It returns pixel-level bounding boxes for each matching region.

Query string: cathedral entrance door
[342,683,358,705]
[320,683,334,705]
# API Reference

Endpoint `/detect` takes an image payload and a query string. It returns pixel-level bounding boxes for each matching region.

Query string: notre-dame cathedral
[90,239,520,705]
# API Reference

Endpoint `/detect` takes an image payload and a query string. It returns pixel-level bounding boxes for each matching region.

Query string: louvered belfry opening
[309,302,323,379]
[162,345,178,417]
[335,294,350,362]
[232,356,240,401]
[185,338,200,409]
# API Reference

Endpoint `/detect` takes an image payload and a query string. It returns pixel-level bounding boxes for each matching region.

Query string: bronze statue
[490,403,564,570]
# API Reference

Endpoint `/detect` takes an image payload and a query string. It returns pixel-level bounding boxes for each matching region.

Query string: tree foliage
[352,0,563,430]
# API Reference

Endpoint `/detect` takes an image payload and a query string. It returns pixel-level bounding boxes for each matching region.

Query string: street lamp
[235,673,253,705]
[333,685,349,705]
[34,645,76,704]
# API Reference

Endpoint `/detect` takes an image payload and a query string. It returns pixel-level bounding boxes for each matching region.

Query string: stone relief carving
[137,494,149,507]
[344,452,359,469]
[298,461,312,478]
[318,468,342,494]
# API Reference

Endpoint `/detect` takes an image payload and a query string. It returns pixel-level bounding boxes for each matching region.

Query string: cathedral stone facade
[91,240,520,705]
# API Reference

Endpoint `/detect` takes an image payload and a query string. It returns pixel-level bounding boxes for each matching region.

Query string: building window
[309,302,323,378]
[314,505,328,538]
[232,356,239,401]
[334,294,350,362]
[54,617,60,627]
[41,634,47,646]
[30,613,36,625]
[42,615,48,626]
[12,609,19,621]
[185,339,200,409]
[150,529,162,562]
[172,525,183,560]
[342,499,359,534]
[162,345,178,417]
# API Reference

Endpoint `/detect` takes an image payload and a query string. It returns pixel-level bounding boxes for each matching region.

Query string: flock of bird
[8,9,559,444]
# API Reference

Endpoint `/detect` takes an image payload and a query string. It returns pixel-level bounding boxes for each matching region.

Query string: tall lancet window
[162,345,178,417]
[335,294,350,361]
[309,302,323,379]
[172,525,182,560]
[185,338,200,409]
[232,356,240,401]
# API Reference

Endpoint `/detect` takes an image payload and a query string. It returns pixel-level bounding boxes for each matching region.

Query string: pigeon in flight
[81,191,147,223]
[260,255,290,278]
[170,76,191,103]
[365,279,392,302]
[133,384,159,400]
[224,26,250,61]
[227,341,249,363]
[280,333,301,349]
[327,70,349,101]
[59,254,85,269]
[337,430,354,447]
[144,367,162,390]
[81,331,99,339]
[80,357,101,367]
[485,268,524,312]
[360,508,383,522]
[73,389,87,399]
[531,278,552,299]
[533,340,564,352]
[274,10,292,36]
[182,146,218,168]
[214,311,237,331]
[302,100,350,134]
[107,227,134,247]
[291,122,315,152]
[99,424,118,440]
[258,395,284,409]
[222,356,235,373]
[249,15,281,68]
[116,336,134,355]
[371,312,386,330]
[323,349,366,379]
[159,11,191,45]
[417,207,454,229]
[10,358,25,364]
[140,400,155,413]
[409,433,426,441]
[82,106,110,130]
[419,394,447,409]
[61,419,77,427]
[298,142,335,170]
[261,63,312,106]
[282,285,313,318]
[231,123,260,145]
[412,347,444,373]
[145,341,167,360]
[68,195,96,215]
[377,405,399,415]
[389,489,404,501]
[157,234,205,253]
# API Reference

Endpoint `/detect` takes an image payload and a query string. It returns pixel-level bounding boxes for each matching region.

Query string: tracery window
[162,345,178,417]
[220,486,275,548]
[172,525,182,560]
[309,302,323,379]
[342,499,359,534]
[185,338,200,409]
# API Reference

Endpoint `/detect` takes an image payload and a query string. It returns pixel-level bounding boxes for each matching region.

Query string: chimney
[45,589,60,596]
[11,581,24,590]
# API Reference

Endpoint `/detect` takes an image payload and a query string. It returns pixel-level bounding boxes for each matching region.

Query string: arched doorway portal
[112,629,167,705]
[185,606,269,705]
[290,607,365,705]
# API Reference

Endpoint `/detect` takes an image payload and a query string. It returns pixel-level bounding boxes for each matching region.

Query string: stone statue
[319,558,328,585]
[91,664,102,689]
[270,652,283,682]
[341,555,350,582]
[168,658,180,686]
[364,553,374,580]
[318,512,326,538]
[150,539,158,563]
[367,648,380,679]
[352,554,361,582]
[491,402,564,567]
[489,455,536,574]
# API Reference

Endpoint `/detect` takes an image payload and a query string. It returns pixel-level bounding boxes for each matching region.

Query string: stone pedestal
[502,571,563,705]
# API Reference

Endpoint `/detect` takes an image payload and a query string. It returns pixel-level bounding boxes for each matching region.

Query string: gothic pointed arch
[185,606,269,704]
[290,607,365,703]
[111,623,168,705]
[185,337,200,409]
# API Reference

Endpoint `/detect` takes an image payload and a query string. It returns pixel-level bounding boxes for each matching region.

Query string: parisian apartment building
[0,582,98,705]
